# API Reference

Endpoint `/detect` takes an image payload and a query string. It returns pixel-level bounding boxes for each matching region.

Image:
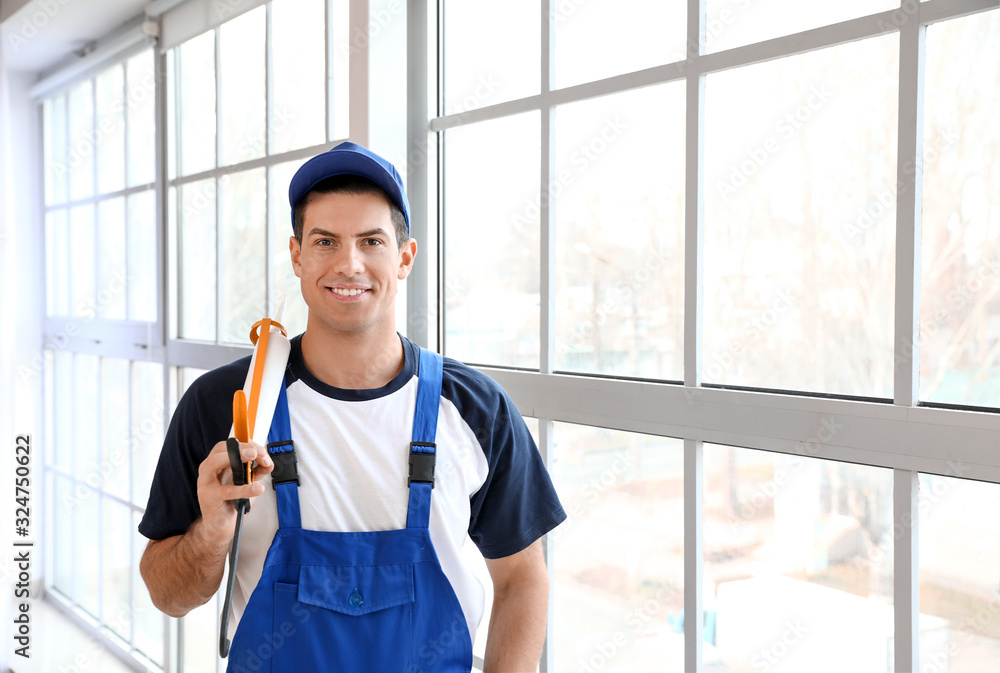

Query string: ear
[397,238,418,280]
[289,236,302,278]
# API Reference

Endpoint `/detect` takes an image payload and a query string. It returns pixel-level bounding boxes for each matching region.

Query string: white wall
[1,32,43,673]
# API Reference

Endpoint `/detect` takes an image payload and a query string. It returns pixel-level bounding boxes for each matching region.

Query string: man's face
[290,190,415,339]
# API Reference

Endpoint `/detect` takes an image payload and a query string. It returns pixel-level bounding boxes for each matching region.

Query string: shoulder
[436,354,532,458]
[167,353,255,444]
[181,355,253,412]
[439,355,510,411]
[400,336,511,414]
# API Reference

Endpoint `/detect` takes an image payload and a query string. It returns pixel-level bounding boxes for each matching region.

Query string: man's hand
[197,440,274,539]
[140,440,274,618]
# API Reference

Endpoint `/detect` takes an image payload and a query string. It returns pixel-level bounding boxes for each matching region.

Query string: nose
[332,243,365,276]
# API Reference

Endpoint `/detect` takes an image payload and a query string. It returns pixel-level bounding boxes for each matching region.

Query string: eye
[363,238,383,247]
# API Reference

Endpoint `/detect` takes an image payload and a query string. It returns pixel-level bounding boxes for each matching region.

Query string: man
[139,142,566,672]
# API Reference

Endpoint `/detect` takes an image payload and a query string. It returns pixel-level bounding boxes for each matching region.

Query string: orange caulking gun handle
[232,390,252,485]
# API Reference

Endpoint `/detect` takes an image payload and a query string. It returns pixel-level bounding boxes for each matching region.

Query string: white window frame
[35,34,168,673]
[34,1,377,671]
[409,1,1000,671]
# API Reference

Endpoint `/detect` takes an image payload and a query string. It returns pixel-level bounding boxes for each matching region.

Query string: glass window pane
[704,35,898,396]
[554,83,685,379]
[101,357,131,501]
[554,0,685,89]
[132,361,164,508]
[75,353,101,485]
[68,79,95,200]
[70,204,96,318]
[272,0,326,153]
[51,475,74,597]
[919,474,1000,672]
[178,31,217,176]
[166,49,177,181]
[128,189,158,321]
[52,350,73,471]
[45,350,55,466]
[168,185,178,337]
[103,498,132,640]
[133,512,164,665]
[269,159,309,337]
[178,179,218,340]
[705,444,893,671]
[219,8,266,165]
[443,0,538,114]
[96,198,127,320]
[46,209,69,316]
[44,94,68,205]
[220,168,267,344]
[329,0,350,140]
[919,10,1000,408]
[95,64,125,195]
[551,423,684,671]
[444,113,540,368]
[127,50,157,187]
[183,596,220,673]
[75,482,100,618]
[705,0,898,54]
[180,366,209,397]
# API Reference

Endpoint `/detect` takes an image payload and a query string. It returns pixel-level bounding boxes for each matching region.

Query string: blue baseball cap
[288,141,410,234]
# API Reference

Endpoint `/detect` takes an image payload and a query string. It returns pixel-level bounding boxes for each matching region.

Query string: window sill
[10,597,141,673]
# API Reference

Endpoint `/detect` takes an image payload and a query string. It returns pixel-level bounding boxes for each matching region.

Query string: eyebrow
[306,227,390,240]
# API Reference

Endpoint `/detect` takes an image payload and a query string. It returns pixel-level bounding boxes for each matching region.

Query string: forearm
[482,565,549,673]
[140,518,231,618]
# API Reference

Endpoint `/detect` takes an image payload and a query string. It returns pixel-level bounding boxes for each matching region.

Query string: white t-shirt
[140,335,566,642]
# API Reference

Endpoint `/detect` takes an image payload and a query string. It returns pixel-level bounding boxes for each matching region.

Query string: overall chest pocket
[271,563,415,672]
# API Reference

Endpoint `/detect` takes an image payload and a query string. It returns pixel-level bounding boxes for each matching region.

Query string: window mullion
[684,437,704,672]
[96,360,105,628]
[540,0,554,376]
[538,0,556,665]
[893,12,926,408]
[683,5,704,394]
[348,0,370,145]
[214,27,223,345]
[325,0,332,143]
[406,0,434,349]
[265,2,274,313]
[894,468,920,672]
[538,418,555,673]
[893,6,927,669]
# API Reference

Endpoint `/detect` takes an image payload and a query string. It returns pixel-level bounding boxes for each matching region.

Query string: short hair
[292,175,408,248]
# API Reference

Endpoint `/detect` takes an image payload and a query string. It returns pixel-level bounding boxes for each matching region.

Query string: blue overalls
[226,349,473,672]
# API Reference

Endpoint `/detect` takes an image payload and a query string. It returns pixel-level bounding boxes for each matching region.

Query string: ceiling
[1,0,150,74]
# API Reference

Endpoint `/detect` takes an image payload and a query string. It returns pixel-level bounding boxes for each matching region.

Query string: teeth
[331,288,364,296]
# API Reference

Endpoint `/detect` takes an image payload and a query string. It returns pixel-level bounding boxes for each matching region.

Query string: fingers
[196,440,274,537]
[218,482,265,500]
[245,443,275,476]
[200,440,273,482]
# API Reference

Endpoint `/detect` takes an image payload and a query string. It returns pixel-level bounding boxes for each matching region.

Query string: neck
[300,326,405,390]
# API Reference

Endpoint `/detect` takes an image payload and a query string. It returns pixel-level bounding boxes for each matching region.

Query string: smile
[329,287,369,297]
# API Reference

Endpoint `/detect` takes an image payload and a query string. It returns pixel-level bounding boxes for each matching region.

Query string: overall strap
[267,372,301,529]
[406,348,443,530]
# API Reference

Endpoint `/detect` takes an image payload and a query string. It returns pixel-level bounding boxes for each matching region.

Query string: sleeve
[137,359,249,540]
[463,379,567,560]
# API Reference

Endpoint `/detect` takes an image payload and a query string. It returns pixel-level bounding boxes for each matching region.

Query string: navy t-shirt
[139,335,566,635]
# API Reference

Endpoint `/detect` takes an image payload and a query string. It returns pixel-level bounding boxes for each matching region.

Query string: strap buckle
[266,440,299,488]
[408,441,436,488]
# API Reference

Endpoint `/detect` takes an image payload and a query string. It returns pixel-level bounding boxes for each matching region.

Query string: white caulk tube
[239,297,290,445]
[221,298,290,654]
